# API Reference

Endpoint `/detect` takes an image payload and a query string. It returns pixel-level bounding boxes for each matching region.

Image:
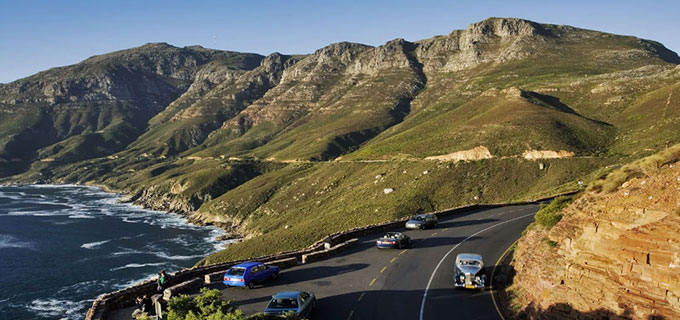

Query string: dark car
[376,232,410,249]
[264,291,316,317]
[223,261,280,289]
[453,253,486,289]
[405,214,438,229]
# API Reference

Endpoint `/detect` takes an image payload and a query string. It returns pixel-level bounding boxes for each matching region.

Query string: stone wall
[87,193,566,320]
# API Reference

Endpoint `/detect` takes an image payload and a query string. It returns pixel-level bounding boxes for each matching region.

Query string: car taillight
[224,277,229,281]
[390,241,396,245]
[238,279,244,282]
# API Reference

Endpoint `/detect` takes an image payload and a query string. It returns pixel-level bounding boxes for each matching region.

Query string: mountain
[1,17,679,261]
[0,43,264,175]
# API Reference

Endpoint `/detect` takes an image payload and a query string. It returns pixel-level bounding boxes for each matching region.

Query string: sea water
[0,185,226,319]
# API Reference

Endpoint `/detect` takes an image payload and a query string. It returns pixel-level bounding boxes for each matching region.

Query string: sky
[1,0,679,84]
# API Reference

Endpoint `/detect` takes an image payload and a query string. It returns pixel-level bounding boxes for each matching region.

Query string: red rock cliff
[512,149,680,319]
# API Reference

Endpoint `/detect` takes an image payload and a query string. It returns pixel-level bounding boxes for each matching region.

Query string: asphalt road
[206,204,538,320]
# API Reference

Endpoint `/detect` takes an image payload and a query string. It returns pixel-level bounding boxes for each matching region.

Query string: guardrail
[85,191,576,320]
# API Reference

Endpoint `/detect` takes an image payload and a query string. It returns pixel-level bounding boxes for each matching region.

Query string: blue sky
[1,0,678,83]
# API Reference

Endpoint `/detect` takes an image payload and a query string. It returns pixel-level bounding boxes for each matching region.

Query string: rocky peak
[465,17,551,38]
[0,44,262,105]
[383,38,416,52]
[312,42,372,67]
[314,42,372,57]
[260,52,298,72]
[280,42,371,82]
[346,38,420,75]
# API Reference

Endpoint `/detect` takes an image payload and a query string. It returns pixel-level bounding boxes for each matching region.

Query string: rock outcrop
[512,151,680,319]
[522,150,575,160]
[425,146,493,161]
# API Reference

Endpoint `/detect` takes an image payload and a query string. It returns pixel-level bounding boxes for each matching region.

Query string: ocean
[0,185,226,319]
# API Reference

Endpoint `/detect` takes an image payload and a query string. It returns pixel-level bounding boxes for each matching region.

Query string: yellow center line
[431,232,438,236]
[490,240,519,320]
[399,249,407,255]
[347,309,355,320]
[443,228,448,231]
[369,278,376,287]
[357,292,366,302]
[380,266,387,273]
[390,257,397,263]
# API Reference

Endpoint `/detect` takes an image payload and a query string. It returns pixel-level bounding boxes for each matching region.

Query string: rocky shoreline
[2,179,248,253]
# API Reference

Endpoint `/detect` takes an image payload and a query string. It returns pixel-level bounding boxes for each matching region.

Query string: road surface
[212,204,537,319]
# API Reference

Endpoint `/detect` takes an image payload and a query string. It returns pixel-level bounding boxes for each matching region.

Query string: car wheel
[271,272,279,280]
[308,299,316,316]
[247,281,255,289]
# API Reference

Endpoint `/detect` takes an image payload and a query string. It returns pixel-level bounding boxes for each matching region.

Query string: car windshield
[411,216,425,221]
[459,259,480,266]
[227,267,246,276]
[385,232,400,239]
[268,298,298,309]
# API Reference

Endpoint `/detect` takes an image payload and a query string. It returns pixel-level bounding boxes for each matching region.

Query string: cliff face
[512,148,680,319]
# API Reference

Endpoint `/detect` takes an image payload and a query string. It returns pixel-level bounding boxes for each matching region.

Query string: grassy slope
[3,19,680,266]
[198,156,611,264]
[349,88,615,158]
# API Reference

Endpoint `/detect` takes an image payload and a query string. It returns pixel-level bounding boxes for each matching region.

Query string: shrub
[588,144,680,193]
[167,288,303,320]
[534,195,574,227]
[168,288,237,320]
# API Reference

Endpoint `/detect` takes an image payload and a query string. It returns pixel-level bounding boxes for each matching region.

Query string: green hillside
[1,17,679,264]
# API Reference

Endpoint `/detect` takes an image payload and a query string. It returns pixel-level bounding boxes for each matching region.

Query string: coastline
[1,180,244,248]
[0,184,231,320]
[82,180,246,242]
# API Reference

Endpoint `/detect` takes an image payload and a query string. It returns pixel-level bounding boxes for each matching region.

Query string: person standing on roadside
[157,270,168,292]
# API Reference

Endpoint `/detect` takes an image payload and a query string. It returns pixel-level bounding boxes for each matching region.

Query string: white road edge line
[418,212,535,320]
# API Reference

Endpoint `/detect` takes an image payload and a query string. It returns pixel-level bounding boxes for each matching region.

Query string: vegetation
[534,195,575,227]
[588,143,680,193]
[197,157,608,263]
[1,18,679,266]
[166,288,301,320]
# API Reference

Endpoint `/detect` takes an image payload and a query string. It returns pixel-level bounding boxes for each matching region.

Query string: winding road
[211,204,538,319]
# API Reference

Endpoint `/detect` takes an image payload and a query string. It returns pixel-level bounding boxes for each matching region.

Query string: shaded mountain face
[1,18,680,254]
[0,43,263,175]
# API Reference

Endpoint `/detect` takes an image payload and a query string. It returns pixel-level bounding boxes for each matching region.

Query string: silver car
[405,214,438,229]
[453,253,486,289]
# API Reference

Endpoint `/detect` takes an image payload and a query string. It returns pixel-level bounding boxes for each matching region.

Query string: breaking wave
[27,298,89,320]
[80,239,111,249]
[0,234,35,250]
[110,262,167,271]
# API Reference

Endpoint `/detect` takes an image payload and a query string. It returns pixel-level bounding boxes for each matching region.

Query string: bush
[534,195,574,227]
[588,144,680,194]
[167,288,303,320]
[168,288,237,320]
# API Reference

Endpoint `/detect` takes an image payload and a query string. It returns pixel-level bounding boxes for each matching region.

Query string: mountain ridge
[1,17,679,265]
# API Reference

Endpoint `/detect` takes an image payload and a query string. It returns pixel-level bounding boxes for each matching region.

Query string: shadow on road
[313,287,497,320]
[438,218,499,229]
[410,236,480,249]
[275,263,370,285]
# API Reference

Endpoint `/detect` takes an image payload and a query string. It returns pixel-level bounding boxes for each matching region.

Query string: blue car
[223,261,280,289]
[264,291,316,317]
